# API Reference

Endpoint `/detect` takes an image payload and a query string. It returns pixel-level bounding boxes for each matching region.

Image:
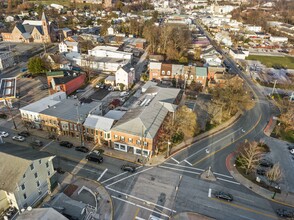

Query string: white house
[202,55,222,67]
[59,41,79,53]
[115,63,135,90]
[0,143,56,213]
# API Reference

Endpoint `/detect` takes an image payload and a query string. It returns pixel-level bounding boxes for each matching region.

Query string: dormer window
[162,71,165,75]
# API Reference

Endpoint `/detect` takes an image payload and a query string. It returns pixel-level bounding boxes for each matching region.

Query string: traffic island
[42,173,113,220]
[226,153,294,207]
[200,167,216,181]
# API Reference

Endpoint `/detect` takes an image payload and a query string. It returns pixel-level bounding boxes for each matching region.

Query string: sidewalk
[98,111,242,167]
[226,153,294,208]
[43,173,113,220]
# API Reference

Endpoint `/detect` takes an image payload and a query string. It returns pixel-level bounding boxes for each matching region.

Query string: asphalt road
[0,30,292,220]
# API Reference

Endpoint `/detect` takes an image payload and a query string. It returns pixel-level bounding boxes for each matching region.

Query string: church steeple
[41,11,48,23]
[41,11,51,43]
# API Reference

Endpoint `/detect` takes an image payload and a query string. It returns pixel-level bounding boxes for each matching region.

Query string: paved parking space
[15,76,49,108]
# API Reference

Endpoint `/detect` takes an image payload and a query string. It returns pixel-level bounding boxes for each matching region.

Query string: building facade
[0,144,55,212]
[1,12,54,43]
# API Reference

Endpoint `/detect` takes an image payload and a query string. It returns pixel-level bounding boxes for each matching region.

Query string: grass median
[246,55,294,69]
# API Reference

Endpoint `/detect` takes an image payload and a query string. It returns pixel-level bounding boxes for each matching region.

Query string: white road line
[40,140,54,151]
[97,168,108,181]
[184,159,192,166]
[181,128,242,162]
[101,171,128,184]
[158,165,200,175]
[135,217,146,220]
[208,188,212,198]
[163,162,205,171]
[217,177,240,185]
[106,167,154,187]
[136,166,143,170]
[170,157,180,164]
[108,188,176,213]
[213,172,233,179]
[112,196,170,218]
[66,163,98,174]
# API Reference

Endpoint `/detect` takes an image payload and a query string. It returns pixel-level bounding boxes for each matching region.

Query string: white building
[245,25,262,32]
[229,48,249,60]
[0,51,14,71]
[88,46,133,61]
[269,36,288,43]
[59,41,79,53]
[0,143,55,213]
[19,92,67,129]
[115,64,135,90]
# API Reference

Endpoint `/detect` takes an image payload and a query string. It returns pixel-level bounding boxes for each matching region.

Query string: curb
[167,112,242,159]
[103,152,142,166]
[226,153,294,208]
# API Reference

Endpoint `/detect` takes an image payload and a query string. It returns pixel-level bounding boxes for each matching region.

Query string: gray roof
[104,110,126,120]
[121,63,133,73]
[83,114,114,131]
[141,81,157,93]
[112,86,180,139]
[43,193,86,220]
[40,99,101,122]
[17,208,68,220]
[20,92,67,113]
[0,143,54,192]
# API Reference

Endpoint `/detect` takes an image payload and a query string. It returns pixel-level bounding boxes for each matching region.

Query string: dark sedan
[75,146,89,153]
[276,209,294,218]
[121,164,136,173]
[59,141,74,148]
[214,191,233,202]
[18,131,30,137]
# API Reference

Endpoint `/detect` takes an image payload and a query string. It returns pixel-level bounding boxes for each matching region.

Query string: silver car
[12,136,26,142]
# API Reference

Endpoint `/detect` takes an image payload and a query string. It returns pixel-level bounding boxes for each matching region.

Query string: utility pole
[140,125,144,165]
[4,98,17,130]
[76,103,84,146]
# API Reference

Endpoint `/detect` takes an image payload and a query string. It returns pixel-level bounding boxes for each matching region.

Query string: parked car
[0,131,9,137]
[256,169,266,176]
[287,146,294,151]
[86,153,103,163]
[12,136,25,142]
[59,141,74,148]
[75,146,89,153]
[18,131,30,137]
[276,209,294,218]
[120,91,130,97]
[31,140,43,147]
[214,191,233,202]
[121,164,136,173]
[259,159,273,168]
[290,149,294,155]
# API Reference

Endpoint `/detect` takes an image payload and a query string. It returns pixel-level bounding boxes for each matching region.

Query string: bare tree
[266,163,282,186]
[236,141,264,175]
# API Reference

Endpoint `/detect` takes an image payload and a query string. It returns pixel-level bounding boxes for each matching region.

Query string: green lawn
[246,55,294,69]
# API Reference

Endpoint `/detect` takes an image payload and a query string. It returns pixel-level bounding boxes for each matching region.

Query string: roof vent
[47,105,50,108]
